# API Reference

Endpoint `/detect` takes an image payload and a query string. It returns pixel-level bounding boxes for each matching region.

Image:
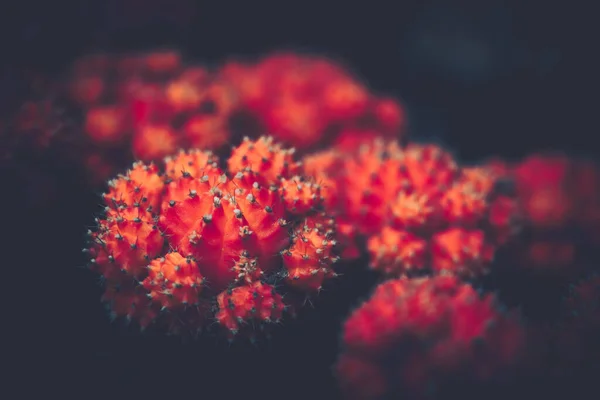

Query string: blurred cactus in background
[1,49,406,196]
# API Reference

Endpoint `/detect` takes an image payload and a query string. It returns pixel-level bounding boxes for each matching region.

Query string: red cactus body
[511,154,600,237]
[131,124,179,161]
[303,139,518,279]
[513,155,578,229]
[84,105,130,145]
[47,50,235,182]
[6,49,408,198]
[490,154,600,273]
[215,281,286,334]
[142,252,206,309]
[336,275,525,399]
[87,136,340,338]
[217,52,407,151]
[227,136,301,183]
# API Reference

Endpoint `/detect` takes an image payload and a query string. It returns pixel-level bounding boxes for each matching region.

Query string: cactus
[302,139,519,279]
[218,52,406,151]
[86,136,340,339]
[4,50,407,202]
[335,275,525,399]
[487,154,600,274]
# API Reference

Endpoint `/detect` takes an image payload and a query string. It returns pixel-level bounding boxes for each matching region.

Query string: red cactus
[218,52,406,151]
[489,153,600,273]
[227,136,301,183]
[215,281,286,334]
[282,217,337,291]
[142,252,206,309]
[279,176,324,215]
[5,49,408,201]
[86,136,340,339]
[132,124,179,161]
[303,139,519,279]
[336,275,525,399]
[101,281,158,329]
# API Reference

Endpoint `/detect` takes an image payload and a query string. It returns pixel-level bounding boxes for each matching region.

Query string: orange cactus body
[90,206,164,281]
[182,114,230,150]
[164,76,207,113]
[227,136,301,184]
[10,49,409,196]
[513,154,574,229]
[336,275,525,399]
[341,140,410,235]
[279,176,324,215]
[131,123,179,161]
[222,63,267,110]
[301,150,343,210]
[263,96,326,149]
[303,138,515,279]
[321,78,370,121]
[142,252,205,309]
[430,228,495,278]
[84,105,130,144]
[439,182,489,227]
[163,148,219,179]
[367,227,428,276]
[282,217,339,291]
[159,166,290,290]
[215,281,285,335]
[219,52,407,150]
[86,136,340,338]
[103,161,164,211]
[515,154,600,235]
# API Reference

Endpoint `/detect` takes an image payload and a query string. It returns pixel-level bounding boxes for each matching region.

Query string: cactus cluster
[336,275,525,399]
[2,49,406,190]
[219,53,405,150]
[329,149,600,399]
[488,154,600,273]
[86,136,341,339]
[6,47,600,399]
[302,139,519,279]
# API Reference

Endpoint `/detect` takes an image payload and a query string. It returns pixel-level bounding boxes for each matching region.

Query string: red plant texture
[485,153,600,275]
[335,275,525,399]
[301,139,520,279]
[6,47,600,399]
[85,136,342,339]
[2,49,406,190]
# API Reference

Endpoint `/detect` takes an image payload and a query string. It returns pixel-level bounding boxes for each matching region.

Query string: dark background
[3,1,598,398]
